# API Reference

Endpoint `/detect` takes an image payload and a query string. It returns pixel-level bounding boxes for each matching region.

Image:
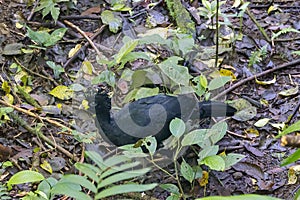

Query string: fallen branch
[0,99,72,134]
[9,112,79,162]
[212,58,300,100]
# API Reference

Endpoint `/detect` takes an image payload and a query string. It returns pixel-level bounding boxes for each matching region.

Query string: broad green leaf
[101,10,122,33]
[200,155,225,171]
[206,121,227,144]
[181,129,208,146]
[49,85,73,100]
[59,174,96,193]
[208,76,231,90]
[223,153,245,170]
[197,194,281,200]
[51,182,91,200]
[46,61,64,79]
[98,168,151,189]
[158,56,192,86]
[103,155,131,169]
[169,118,186,138]
[26,27,50,46]
[180,159,194,183]
[198,145,219,163]
[254,118,270,128]
[160,184,180,195]
[280,148,300,166]
[7,170,44,190]
[45,28,67,47]
[95,183,157,199]
[276,120,300,138]
[175,34,194,56]
[85,151,105,170]
[100,161,141,179]
[135,87,159,100]
[119,52,151,69]
[92,70,115,87]
[114,38,139,64]
[74,163,101,182]
[143,136,157,156]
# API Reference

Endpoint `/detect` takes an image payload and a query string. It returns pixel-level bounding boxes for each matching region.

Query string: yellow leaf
[232,0,241,8]
[288,165,300,184]
[40,160,53,174]
[2,81,10,94]
[244,128,259,137]
[278,85,298,97]
[68,44,82,58]
[49,85,73,100]
[3,94,14,104]
[255,75,276,85]
[219,68,236,81]
[254,118,270,128]
[81,61,93,75]
[81,99,90,110]
[198,171,209,187]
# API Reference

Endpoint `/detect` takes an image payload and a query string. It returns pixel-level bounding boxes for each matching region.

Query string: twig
[63,20,105,68]
[0,99,73,134]
[212,58,300,100]
[246,8,271,42]
[286,98,300,125]
[14,57,59,86]
[9,112,79,162]
[63,25,107,68]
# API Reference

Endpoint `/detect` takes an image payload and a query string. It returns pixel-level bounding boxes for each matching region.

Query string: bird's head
[97,83,113,97]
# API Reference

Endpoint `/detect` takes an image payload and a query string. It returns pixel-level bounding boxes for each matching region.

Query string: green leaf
[207,121,227,144]
[7,170,44,190]
[198,145,219,163]
[46,61,64,79]
[26,27,50,46]
[143,136,157,156]
[197,194,282,200]
[49,85,73,100]
[114,38,139,64]
[74,163,101,182]
[95,183,157,199]
[92,70,115,87]
[59,175,96,193]
[223,153,245,169]
[180,159,194,183]
[44,28,67,47]
[98,168,151,189]
[158,56,192,86]
[119,52,151,69]
[276,120,300,138]
[134,87,159,100]
[35,0,62,22]
[160,184,180,195]
[181,129,208,146]
[100,161,141,179]
[208,76,231,91]
[280,148,300,166]
[101,10,122,33]
[169,118,186,138]
[200,155,225,171]
[51,182,91,200]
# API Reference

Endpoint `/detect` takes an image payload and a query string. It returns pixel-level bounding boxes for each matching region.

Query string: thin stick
[212,58,300,100]
[63,20,105,69]
[0,99,72,134]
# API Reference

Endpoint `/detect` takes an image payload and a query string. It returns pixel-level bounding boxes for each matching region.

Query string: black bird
[95,86,236,147]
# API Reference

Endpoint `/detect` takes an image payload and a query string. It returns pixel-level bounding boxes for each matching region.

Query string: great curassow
[95,85,236,147]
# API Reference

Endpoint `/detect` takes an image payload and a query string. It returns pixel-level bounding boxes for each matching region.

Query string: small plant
[146,119,245,199]
[34,0,69,23]
[248,44,268,67]
[6,152,157,199]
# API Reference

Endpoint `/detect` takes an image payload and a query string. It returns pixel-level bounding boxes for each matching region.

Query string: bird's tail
[198,101,236,119]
